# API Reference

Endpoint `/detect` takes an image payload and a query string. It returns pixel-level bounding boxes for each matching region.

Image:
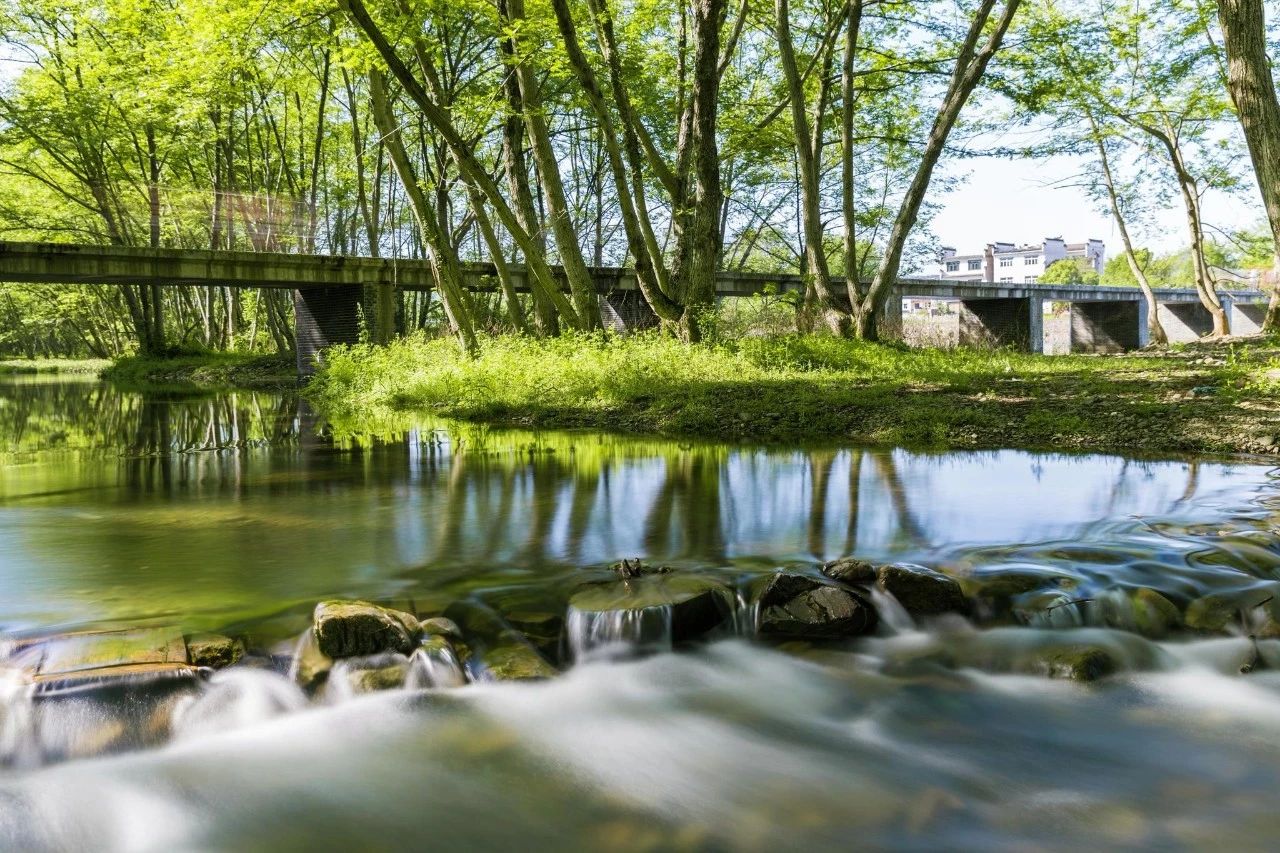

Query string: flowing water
[1,378,1280,849]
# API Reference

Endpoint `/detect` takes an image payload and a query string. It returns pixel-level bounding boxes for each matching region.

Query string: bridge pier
[1069,300,1144,353]
[600,290,659,332]
[1155,301,1214,343]
[1223,294,1265,336]
[294,284,399,376]
[958,297,1043,352]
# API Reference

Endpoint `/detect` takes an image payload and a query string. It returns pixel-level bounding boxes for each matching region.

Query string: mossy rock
[333,653,411,694]
[481,643,557,681]
[1130,589,1182,637]
[876,563,967,616]
[313,600,421,658]
[1184,593,1241,632]
[568,575,731,646]
[185,633,244,669]
[757,573,877,640]
[419,617,463,641]
[1036,645,1117,682]
[821,558,877,585]
[289,629,332,691]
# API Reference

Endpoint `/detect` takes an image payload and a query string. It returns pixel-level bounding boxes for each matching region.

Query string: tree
[1217,0,1280,332]
[853,0,1022,339]
[1041,258,1100,285]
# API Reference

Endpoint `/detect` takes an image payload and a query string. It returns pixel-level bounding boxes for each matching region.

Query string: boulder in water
[419,617,463,641]
[1129,589,1182,637]
[313,601,421,658]
[329,652,411,695]
[757,573,877,640]
[1036,645,1117,682]
[444,601,558,681]
[409,634,468,688]
[13,626,203,697]
[875,564,967,615]
[480,643,558,680]
[824,559,967,616]
[567,574,731,658]
[185,633,244,668]
[289,629,332,691]
[821,558,877,585]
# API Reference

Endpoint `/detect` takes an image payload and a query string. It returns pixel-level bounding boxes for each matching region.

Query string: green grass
[0,358,110,375]
[103,352,295,390]
[307,331,1280,456]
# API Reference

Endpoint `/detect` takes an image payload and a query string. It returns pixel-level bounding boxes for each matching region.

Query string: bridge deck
[0,241,1262,304]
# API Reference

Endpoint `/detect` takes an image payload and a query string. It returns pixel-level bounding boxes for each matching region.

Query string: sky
[929,151,1263,263]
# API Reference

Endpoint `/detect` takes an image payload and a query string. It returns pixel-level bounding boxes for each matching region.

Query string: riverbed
[1,378,1279,850]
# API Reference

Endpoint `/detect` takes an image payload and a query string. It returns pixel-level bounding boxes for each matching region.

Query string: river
[0,378,1279,850]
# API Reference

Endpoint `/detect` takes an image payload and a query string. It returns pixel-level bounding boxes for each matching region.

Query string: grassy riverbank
[307,331,1280,456]
[102,352,296,390]
[0,358,110,375]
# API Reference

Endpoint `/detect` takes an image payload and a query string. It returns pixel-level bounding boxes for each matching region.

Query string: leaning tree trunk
[498,0,559,336]
[1218,0,1280,332]
[368,70,478,352]
[1163,134,1228,336]
[1088,112,1166,345]
[854,0,1021,340]
[776,0,844,334]
[506,0,601,330]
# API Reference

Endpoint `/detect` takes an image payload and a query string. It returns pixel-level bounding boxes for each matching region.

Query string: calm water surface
[1,378,1280,850]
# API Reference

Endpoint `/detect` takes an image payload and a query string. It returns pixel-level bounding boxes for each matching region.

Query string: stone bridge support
[958,297,1043,352]
[1223,294,1265,337]
[294,284,399,376]
[601,291,659,332]
[1155,301,1214,343]
[1069,300,1145,353]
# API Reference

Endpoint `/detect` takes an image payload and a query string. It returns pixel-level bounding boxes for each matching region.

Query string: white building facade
[938,238,1105,284]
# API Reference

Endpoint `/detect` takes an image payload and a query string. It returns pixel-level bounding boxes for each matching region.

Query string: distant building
[938,238,1105,284]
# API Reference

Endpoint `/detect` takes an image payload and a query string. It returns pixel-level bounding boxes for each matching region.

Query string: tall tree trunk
[1087,112,1166,345]
[506,0,601,329]
[775,0,843,334]
[368,70,478,352]
[668,0,727,341]
[550,0,681,323]
[855,0,1021,340]
[146,124,165,352]
[498,0,559,335]
[1160,130,1228,336]
[340,0,585,329]
[841,0,864,309]
[1217,0,1280,332]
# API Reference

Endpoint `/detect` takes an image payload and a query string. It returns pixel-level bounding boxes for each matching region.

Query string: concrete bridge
[0,241,1267,373]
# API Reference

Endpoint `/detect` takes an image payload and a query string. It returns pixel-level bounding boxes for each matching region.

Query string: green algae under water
[1,378,1280,850]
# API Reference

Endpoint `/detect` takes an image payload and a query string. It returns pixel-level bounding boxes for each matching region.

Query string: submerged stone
[444,601,558,681]
[13,626,202,698]
[1130,589,1182,637]
[875,564,967,616]
[330,652,411,695]
[288,629,332,691]
[567,574,731,657]
[757,573,877,640]
[313,601,421,658]
[1185,593,1241,632]
[409,635,468,688]
[959,570,1067,623]
[481,643,558,681]
[1037,645,1118,682]
[418,617,463,641]
[185,633,244,669]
